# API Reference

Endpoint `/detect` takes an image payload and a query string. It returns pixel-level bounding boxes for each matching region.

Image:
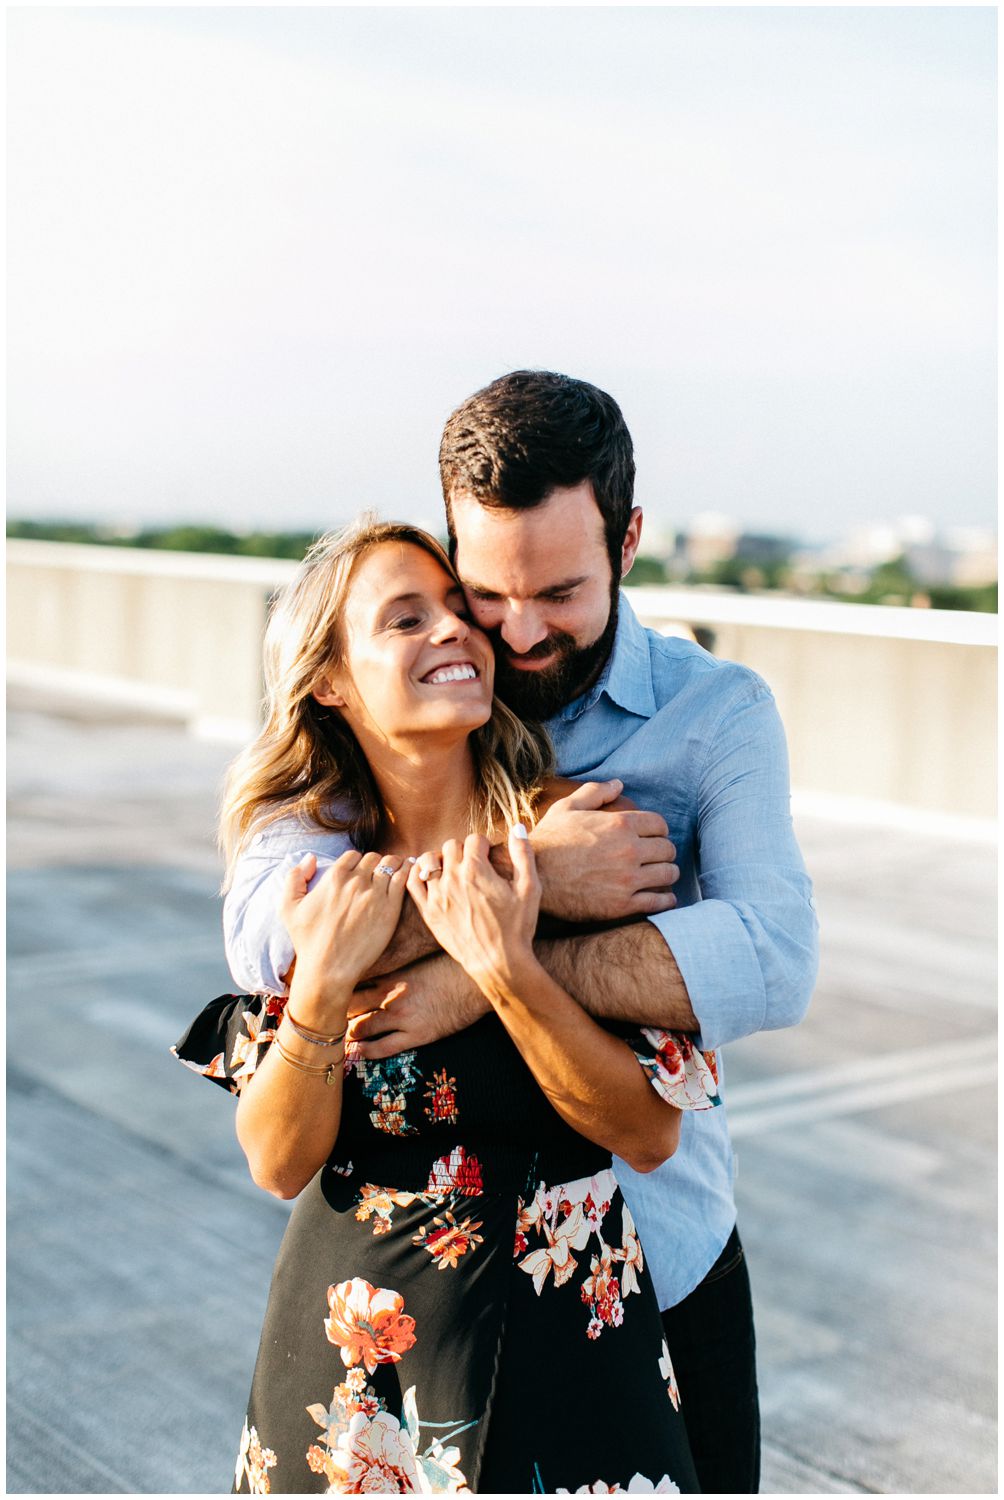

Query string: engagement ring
[375,864,396,877]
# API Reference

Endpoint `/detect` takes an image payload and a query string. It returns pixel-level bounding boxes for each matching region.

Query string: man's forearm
[350,920,698,1059]
[362,895,440,979]
[536,923,699,1032]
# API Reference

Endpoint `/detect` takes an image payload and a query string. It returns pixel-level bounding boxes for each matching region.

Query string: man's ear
[619,507,644,581]
[312,674,347,709]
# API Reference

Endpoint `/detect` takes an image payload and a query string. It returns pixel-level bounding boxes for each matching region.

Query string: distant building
[682,512,739,570]
[733,532,792,567]
[904,531,998,588]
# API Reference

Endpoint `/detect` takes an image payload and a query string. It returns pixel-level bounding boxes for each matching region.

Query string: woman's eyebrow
[377,586,464,615]
[375,590,425,617]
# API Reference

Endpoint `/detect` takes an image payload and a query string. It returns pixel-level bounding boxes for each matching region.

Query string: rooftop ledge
[6,539,997,647]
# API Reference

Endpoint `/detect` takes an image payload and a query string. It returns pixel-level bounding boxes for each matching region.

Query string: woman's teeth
[425,665,477,684]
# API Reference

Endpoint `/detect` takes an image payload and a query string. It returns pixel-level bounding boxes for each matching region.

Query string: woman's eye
[390,615,421,631]
[548,594,573,605]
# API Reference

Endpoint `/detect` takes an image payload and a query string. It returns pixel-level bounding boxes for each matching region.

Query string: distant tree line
[684,552,997,613]
[7,519,321,561]
[7,520,997,612]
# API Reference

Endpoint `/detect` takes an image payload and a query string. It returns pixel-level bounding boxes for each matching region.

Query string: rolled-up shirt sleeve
[223,822,354,995]
[649,679,819,1052]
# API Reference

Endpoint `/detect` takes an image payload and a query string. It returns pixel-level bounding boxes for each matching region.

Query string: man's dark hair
[439,370,636,573]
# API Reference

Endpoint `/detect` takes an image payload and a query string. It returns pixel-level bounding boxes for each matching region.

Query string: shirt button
[252,832,264,845]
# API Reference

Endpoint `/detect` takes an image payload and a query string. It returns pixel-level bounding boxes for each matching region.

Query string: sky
[7,6,997,544]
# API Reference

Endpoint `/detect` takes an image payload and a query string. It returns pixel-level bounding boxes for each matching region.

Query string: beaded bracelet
[274,1036,342,1086]
[284,1010,347,1048]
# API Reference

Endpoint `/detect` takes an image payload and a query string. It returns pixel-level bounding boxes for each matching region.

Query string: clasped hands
[281,778,679,1055]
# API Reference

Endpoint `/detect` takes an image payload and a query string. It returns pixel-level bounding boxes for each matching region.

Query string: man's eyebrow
[462,576,590,599]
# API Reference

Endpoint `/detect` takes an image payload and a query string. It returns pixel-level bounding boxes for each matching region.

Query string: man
[225,370,818,1493]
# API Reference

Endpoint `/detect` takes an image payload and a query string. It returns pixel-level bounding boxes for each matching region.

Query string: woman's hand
[280,851,410,1017]
[407,827,540,994]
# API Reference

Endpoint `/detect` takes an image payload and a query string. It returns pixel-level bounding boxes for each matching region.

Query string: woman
[174,519,719,1495]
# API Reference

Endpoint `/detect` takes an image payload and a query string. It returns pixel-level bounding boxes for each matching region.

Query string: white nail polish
[512,822,529,841]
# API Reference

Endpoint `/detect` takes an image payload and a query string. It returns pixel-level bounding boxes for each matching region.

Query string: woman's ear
[312,674,347,709]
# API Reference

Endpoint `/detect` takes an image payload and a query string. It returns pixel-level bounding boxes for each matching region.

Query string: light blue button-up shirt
[224,594,818,1308]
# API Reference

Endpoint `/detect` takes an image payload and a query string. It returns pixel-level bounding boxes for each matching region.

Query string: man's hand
[347,953,490,1060]
[526,779,680,922]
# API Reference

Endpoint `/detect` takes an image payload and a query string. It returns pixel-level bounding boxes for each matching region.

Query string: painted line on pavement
[725,1035,994,1110]
[729,1058,996,1137]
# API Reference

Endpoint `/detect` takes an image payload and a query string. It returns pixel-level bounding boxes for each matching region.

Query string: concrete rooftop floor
[6,688,998,1495]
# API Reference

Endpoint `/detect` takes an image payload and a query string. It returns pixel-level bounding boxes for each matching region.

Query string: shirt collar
[549,593,656,724]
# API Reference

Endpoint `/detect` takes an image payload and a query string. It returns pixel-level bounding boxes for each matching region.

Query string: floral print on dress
[172,994,282,1094]
[352,1052,423,1135]
[581,1245,624,1337]
[426,1145,484,1195]
[518,1199,591,1294]
[555,1477,681,1494]
[305,1283,474,1493]
[354,1184,420,1235]
[308,1393,473,1494]
[632,1030,720,1112]
[235,1417,277,1495]
[229,1003,279,1087]
[412,1209,485,1269]
[618,1205,645,1298]
[176,1000,712,1492]
[324,1278,417,1373]
[658,1339,681,1413]
[517,1168,640,1339]
[424,1068,459,1125]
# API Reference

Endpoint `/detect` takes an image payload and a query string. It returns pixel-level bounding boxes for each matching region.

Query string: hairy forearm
[478,954,680,1171]
[361,894,440,979]
[535,922,699,1032]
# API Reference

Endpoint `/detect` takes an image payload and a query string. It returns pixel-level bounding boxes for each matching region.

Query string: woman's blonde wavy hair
[219,516,553,888]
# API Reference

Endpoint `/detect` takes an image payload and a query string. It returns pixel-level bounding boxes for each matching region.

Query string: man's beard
[490,591,620,722]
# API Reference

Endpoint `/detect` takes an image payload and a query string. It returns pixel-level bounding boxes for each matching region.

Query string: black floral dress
[174,996,720,1495]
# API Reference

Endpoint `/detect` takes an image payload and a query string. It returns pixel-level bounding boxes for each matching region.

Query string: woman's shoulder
[242,802,358,857]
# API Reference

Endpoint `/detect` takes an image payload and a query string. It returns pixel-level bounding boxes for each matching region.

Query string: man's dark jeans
[660,1225,761,1494]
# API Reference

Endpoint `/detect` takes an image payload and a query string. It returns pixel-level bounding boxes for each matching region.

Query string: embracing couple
[175,369,819,1495]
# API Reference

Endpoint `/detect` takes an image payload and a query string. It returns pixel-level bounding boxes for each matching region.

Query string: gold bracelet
[274,1035,343,1086]
[284,1010,347,1048]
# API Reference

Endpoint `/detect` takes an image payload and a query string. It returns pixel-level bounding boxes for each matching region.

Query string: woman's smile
[419,660,482,686]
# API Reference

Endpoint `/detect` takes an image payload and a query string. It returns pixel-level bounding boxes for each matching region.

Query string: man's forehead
[450,487,607,595]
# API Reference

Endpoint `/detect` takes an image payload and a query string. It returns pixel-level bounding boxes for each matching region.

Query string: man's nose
[499,604,549,655]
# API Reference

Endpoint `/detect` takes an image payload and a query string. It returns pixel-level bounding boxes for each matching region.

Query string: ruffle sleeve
[171,992,287,1094]
[629,1028,721,1111]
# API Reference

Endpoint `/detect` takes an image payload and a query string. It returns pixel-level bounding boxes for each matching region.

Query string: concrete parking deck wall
[7,539,997,819]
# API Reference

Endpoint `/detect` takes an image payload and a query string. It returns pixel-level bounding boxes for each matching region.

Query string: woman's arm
[406,831,682,1173]
[235,850,409,1198]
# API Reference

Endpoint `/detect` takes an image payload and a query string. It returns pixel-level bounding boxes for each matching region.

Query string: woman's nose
[431,607,470,643]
